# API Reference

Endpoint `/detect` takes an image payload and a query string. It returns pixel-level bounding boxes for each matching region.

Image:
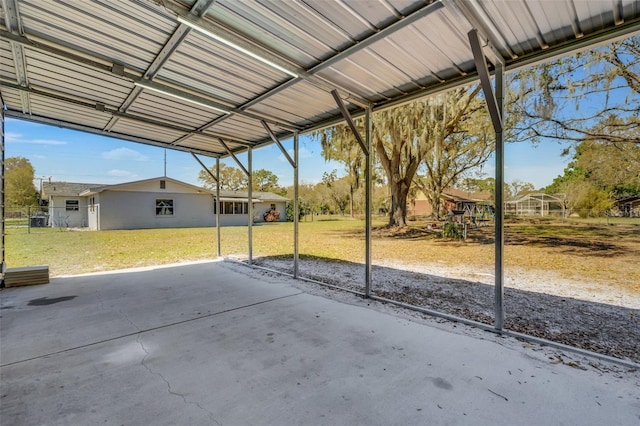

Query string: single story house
[409,188,493,219]
[614,196,640,217]
[42,177,288,230]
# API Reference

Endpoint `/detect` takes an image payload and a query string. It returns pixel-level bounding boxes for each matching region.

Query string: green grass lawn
[6,217,639,293]
[5,218,374,275]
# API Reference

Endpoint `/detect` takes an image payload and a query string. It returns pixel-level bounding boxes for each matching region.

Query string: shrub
[443,222,463,239]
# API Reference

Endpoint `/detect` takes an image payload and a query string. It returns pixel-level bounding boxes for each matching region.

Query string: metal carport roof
[1,0,639,158]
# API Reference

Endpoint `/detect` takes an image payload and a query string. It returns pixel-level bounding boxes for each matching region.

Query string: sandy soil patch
[249,256,640,363]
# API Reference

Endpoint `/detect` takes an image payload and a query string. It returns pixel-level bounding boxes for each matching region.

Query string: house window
[156,199,174,216]
[270,203,276,210]
[223,202,234,214]
[89,197,95,212]
[160,180,166,189]
[66,200,79,211]
[234,202,244,214]
[220,201,248,215]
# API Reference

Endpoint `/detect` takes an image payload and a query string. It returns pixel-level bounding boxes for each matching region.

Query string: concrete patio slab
[1,260,639,425]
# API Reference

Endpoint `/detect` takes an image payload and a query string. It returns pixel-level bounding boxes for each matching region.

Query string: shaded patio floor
[1,260,638,425]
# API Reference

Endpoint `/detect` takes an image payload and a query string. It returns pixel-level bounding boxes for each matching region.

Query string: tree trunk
[349,185,355,218]
[427,189,443,219]
[388,180,409,227]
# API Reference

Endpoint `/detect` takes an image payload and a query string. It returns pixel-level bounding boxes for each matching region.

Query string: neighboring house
[504,193,566,217]
[409,188,493,219]
[614,196,640,217]
[42,177,288,230]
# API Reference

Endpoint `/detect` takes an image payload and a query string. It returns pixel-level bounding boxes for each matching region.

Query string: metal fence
[5,205,91,233]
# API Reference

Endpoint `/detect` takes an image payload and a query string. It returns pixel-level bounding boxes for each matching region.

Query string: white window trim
[66,199,79,211]
[155,198,175,217]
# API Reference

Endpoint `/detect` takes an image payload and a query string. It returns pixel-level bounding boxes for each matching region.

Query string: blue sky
[5,116,570,190]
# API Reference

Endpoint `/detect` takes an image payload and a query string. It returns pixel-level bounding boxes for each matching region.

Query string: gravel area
[249,256,640,364]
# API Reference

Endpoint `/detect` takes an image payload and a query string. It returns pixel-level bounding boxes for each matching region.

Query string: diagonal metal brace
[330,90,368,156]
[468,29,502,133]
[261,120,296,168]
[190,152,217,182]
[218,138,249,176]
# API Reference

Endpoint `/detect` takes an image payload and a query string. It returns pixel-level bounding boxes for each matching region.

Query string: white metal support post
[218,138,252,263]
[216,156,221,257]
[190,152,222,257]
[364,108,372,296]
[330,90,372,295]
[1,106,5,285]
[248,147,253,265]
[468,29,505,330]
[494,62,505,330]
[261,121,299,275]
[293,132,299,278]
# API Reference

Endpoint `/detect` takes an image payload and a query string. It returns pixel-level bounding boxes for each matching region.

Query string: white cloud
[31,139,68,145]
[5,132,22,142]
[5,132,67,145]
[107,169,138,179]
[102,147,149,161]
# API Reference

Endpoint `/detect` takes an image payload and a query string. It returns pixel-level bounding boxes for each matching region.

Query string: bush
[442,222,463,239]
[286,199,309,221]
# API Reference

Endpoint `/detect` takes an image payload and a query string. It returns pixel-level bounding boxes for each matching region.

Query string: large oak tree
[319,84,494,226]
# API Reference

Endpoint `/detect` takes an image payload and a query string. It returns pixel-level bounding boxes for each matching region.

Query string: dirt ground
[252,221,640,364]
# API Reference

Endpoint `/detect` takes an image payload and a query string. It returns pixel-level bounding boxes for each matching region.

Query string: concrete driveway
[1,260,639,425]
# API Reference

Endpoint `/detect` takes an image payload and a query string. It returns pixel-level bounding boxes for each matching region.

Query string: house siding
[49,196,89,228]
[98,191,216,230]
[44,178,290,229]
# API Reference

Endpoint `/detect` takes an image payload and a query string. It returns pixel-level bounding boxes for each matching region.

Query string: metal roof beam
[191,152,218,182]
[4,110,216,157]
[225,0,445,113]
[261,120,295,168]
[105,0,216,131]
[468,29,502,133]
[450,0,512,62]
[330,90,368,156]
[218,139,249,176]
[308,1,445,75]
[0,80,251,149]
[501,17,640,71]
[159,1,371,108]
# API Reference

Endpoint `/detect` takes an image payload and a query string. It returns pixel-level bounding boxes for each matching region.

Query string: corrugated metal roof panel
[158,31,284,105]
[297,0,381,41]
[249,81,339,124]
[205,0,327,66]
[28,93,111,128]
[108,117,185,144]
[23,49,132,106]
[127,90,221,130]
[184,132,248,153]
[1,0,639,159]
[0,87,23,108]
[207,115,271,142]
[17,0,174,72]
[0,39,16,81]
[175,133,227,152]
